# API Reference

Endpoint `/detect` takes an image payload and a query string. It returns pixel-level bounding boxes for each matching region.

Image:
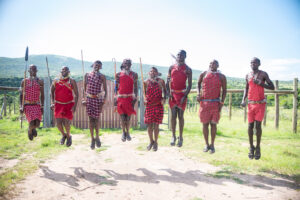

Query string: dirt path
[6,133,300,200]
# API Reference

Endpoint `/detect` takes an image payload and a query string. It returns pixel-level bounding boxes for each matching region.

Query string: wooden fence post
[229,93,232,120]
[139,79,146,129]
[13,99,16,114]
[292,78,298,133]
[263,100,267,126]
[43,77,52,128]
[3,93,6,117]
[244,105,247,123]
[275,80,279,129]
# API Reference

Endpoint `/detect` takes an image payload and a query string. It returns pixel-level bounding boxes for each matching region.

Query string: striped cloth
[86,72,104,119]
[24,78,42,122]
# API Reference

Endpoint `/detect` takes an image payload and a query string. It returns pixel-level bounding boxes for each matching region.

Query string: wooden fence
[188,78,298,133]
[0,78,298,132]
[72,80,138,129]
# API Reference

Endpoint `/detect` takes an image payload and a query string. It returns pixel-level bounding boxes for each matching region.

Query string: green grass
[156,107,300,185]
[0,114,87,196]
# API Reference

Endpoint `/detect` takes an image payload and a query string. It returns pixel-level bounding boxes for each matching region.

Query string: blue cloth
[200,98,220,102]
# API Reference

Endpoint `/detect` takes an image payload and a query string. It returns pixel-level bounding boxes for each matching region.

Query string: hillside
[0,55,202,80]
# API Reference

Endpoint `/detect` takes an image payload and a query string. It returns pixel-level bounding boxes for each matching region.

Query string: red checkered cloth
[199,72,221,124]
[54,78,74,120]
[24,78,42,122]
[117,71,136,116]
[169,64,187,110]
[144,79,164,124]
[247,75,266,123]
[86,72,104,119]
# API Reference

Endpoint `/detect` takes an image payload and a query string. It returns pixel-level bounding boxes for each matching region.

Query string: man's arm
[71,79,79,112]
[133,72,138,99]
[19,79,24,112]
[50,80,55,108]
[241,75,249,107]
[184,66,192,97]
[197,72,205,102]
[102,75,107,102]
[220,74,227,103]
[161,79,167,104]
[83,73,88,94]
[165,66,173,98]
[261,72,275,90]
[39,79,44,112]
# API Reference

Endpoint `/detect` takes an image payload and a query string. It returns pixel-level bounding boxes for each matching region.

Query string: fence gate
[72,80,138,129]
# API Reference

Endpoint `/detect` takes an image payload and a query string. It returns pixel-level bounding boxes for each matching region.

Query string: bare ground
[3,133,300,200]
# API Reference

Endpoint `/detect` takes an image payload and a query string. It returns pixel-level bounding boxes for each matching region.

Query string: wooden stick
[81,50,85,96]
[139,58,146,100]
[21,46,28,128]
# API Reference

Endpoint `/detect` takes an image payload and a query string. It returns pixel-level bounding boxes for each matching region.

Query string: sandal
[255,146,261,160]
[209,145,215,154]
[96,137,101,148]
[153,142,158,151]
[248,146,255,159]
[177,137,183,147]
[170,136,176,146]
[28,129,33,141]
[32,129,37,137]
[147,141,154,151]
[60,135,67,145]
[121,132,126,142]
[126,132,131,141]
[203,145,210,152]
[66,136,72,147]
[90,138,95,149]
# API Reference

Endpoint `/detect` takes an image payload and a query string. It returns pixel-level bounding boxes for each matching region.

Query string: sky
[0,0,299,80]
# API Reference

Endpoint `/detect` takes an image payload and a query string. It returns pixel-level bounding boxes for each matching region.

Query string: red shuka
[199,72,222,124]
[54,78,74,120]
[117,72,136,116]
[144,79,164,124]
[247,74,266,123]
[169,64,187,110]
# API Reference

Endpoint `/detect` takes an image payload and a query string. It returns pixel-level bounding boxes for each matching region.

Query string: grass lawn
[0,106,299,196]
[152,107,300,185]
[0,114,89,196]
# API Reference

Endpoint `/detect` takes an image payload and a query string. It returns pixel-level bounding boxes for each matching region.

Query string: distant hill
[0,54,204,80]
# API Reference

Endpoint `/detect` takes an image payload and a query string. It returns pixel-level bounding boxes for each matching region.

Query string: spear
[21,46,29,128]
[81,50,85,96]
[139,58,146,101]
[112,58,117,112]
[45,56,51,86]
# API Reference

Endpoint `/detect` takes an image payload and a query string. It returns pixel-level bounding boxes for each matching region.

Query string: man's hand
[41,106,44,115]
[161,99,166,105]
[50,103,55,110]
[240,101,246,107]
[132,99,137,108]
[72,106,76,113]
[253,78,262,85]
[218,103,223,112]
[19,107,24,114]
[196,94,201,102]
[180,95,186,105]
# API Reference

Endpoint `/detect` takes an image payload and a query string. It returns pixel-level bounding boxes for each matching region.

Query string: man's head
[28,64,37,77]
[92,60,102,72]
[176,50,186,64]
[149,67,159,79]
[122,59,132,70]
[251,57,260,71]
[209,60,219,72]
[61,66,70,77]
